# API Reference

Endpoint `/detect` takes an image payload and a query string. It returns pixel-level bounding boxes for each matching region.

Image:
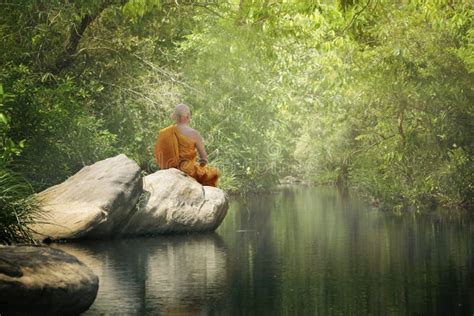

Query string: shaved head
[172,103,191,123]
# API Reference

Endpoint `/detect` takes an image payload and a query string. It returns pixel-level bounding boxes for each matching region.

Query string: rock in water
[122,168,228,235]
[0,245,98,315]
[279,175,302,184]
[31,154,142,240]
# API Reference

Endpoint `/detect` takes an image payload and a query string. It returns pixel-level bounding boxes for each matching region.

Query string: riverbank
[0,154,230,314]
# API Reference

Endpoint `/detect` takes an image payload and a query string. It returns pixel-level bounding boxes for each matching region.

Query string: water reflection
[218,186,474,315]
[55,233,228,315]
[55,187,473,315]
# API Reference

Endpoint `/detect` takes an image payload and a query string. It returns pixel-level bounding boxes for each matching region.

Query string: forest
[1,0,473,243]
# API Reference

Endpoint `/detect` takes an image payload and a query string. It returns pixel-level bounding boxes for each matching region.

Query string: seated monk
[153,103,220,187]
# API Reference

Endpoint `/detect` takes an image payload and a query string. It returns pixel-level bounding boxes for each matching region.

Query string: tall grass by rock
[0,162,40,244]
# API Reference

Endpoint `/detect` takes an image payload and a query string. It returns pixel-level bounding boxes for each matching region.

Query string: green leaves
[288,0,474,210]
[122,0,162,19]
[0,0,471,210]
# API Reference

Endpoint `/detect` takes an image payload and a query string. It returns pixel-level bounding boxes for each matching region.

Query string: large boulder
[31,154,142,240]
[0,245,98,315]
[122,168,228,235]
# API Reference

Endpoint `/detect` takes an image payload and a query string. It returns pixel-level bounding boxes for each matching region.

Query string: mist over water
[56,186,474,315]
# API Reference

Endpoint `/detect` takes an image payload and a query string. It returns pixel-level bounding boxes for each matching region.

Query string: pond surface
[56,186,474,315]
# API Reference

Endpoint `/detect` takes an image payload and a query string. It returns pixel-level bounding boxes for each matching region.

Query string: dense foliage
[0,0,472,221]
[1,84,39,244]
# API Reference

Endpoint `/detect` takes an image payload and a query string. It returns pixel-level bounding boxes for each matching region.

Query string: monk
[153,104,220,187]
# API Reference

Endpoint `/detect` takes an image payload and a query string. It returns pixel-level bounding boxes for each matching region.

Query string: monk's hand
[199,158,208,167]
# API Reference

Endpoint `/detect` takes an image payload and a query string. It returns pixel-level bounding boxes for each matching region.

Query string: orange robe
[154,125,219,187]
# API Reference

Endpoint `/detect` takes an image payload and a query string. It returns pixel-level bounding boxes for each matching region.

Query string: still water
[56,186,474,315]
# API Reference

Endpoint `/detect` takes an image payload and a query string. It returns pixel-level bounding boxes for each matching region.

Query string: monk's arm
[194,133,208,165]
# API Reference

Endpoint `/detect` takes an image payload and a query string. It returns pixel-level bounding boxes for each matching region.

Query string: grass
[0,162,42,245]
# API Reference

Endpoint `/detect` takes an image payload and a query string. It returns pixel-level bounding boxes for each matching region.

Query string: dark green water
[56,186,474,315]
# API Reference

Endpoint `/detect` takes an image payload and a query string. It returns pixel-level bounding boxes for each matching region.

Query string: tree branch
[340,0,372,34]
[53,0,128,73]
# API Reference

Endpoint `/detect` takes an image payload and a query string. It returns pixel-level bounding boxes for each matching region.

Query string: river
[55,186,474,315]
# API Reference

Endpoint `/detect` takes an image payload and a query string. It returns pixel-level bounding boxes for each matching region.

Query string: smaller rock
[0,245,99,315]
[122,168,229,235]
[279,175,302,184]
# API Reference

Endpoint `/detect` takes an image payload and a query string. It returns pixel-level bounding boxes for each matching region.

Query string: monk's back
[176,126,197,162]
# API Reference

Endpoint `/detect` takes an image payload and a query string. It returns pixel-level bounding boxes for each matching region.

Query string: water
[55,186,474,315]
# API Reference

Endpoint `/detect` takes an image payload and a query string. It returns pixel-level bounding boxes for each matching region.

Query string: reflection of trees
[219,187,474,314]
[55,233,228,315]
[269,187,474,314]
[217,192,288,315]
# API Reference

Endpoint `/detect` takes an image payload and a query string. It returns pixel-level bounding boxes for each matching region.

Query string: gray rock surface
[122,168,228,235]
[280,175,302,184]
[31,154,142,240]
[0,245,98,315]
[278,175,312,186]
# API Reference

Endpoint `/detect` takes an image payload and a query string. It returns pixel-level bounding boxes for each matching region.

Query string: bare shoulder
[180,126,202,143]
[188,128,203,142]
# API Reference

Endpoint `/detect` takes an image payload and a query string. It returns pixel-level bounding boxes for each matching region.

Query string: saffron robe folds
[154,125,219,187]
